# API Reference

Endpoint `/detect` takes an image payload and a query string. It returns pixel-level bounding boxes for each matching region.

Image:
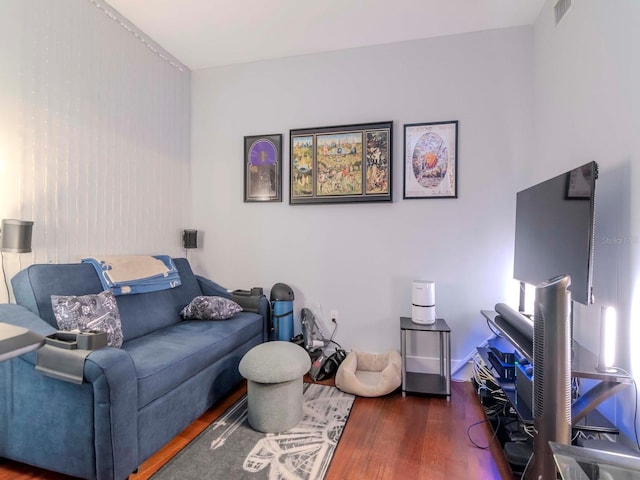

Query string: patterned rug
[151,383,355,480]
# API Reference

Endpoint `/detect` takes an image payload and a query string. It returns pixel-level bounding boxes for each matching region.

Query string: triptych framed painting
[289,121,392,205]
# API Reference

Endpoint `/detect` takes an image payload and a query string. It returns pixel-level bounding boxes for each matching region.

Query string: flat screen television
[513,161,598,306]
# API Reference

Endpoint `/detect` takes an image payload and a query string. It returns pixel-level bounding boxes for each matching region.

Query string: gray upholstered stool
[239,341,311,433]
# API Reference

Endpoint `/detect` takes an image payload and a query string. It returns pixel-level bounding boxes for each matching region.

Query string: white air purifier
[412,280,435,325]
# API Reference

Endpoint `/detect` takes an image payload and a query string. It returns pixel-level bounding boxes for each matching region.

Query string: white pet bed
[335,350,402,397]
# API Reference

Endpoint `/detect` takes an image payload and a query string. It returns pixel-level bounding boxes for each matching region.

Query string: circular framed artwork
[403,121,458,199]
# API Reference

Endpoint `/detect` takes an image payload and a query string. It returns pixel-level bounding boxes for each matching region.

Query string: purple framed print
[290,121,392,204]
[244,134,282,202]
[403,121,458,199]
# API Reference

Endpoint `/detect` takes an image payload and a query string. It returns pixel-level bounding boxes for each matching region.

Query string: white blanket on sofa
[81,255,181,295]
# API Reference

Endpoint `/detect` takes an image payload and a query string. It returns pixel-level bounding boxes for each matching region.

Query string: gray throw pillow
[180,296,242,320]
[51,290,124,348]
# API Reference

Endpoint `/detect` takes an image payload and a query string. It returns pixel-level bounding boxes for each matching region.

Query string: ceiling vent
[554,0,572,25]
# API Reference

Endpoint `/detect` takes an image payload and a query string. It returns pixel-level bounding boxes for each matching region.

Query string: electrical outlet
[330,310,338,323]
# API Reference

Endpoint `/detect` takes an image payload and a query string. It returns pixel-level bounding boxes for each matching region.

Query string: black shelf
[476,346,619,434]
[404,372,449,396]
[400,317,451,399]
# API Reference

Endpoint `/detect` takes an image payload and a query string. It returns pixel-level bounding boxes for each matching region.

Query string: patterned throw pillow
[180,296,242,320]
[51,290,124,348]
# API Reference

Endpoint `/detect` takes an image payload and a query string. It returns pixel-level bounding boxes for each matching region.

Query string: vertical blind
[14,0,191,266]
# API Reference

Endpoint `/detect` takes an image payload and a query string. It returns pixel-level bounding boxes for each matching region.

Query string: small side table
[400,316,451,399]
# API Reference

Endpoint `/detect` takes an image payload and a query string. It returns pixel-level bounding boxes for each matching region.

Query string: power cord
[467,412,521,450]
[572,376,581,402]
[520,452,534,479]
[486,318,502,337]
[467,416,500,449]
[468,352,516,449]
[328,317,343,350]
[1,251,9,300]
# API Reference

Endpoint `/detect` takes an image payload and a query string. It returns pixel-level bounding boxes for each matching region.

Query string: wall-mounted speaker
[1,219,34,253]
[182,229,198,249]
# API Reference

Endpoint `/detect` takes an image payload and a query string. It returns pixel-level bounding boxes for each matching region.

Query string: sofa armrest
[0,303,57,339]
[0,304,139,480]
[195,276,271,341]
[235,294,270,341]
[195,275,231,298]
[84,348,139,479]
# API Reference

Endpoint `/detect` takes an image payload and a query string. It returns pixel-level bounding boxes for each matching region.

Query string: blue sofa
[0,258,269,480]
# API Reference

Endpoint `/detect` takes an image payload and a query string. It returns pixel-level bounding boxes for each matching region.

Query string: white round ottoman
[239,341,311,433]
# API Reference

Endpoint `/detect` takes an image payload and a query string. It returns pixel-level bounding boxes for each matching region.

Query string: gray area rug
[152,383,355,480]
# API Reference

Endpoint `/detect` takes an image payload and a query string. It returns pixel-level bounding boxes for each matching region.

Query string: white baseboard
[403,357,475,381]
[404,355,442,374]
[405,333,496,382]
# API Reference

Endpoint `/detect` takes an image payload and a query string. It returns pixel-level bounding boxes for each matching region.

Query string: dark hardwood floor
[0,380,514,480]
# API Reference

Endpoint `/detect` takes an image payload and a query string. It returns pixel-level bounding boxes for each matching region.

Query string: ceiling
[105,0,546,71]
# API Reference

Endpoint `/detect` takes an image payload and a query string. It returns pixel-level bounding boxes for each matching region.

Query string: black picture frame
[244,134,282,202]
[289,121,392,204]
[403,120,458,199]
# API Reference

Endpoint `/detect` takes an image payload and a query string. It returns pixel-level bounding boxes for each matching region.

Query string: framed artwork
[244,134,282,202]
[403,120,458,199]
[289,121,392,204]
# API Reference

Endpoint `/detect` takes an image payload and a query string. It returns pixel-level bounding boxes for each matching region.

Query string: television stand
[480,310,632,432]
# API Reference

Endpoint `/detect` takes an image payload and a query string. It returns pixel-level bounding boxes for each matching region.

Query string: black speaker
[1,219,34,253]
[182,229,198,249]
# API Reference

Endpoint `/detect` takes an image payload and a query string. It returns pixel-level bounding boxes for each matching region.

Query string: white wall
[0,0,191,302]
[532,0,640,442]
[2,0,635,445]
[191,27,535,370]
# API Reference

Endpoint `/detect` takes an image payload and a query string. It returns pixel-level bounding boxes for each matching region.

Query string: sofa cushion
[51,290,124,348]
[123,311,263,408]
[114,258,203,341]
[180,296,242,320]
[12,263,106,328]
[12,258,206,343]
